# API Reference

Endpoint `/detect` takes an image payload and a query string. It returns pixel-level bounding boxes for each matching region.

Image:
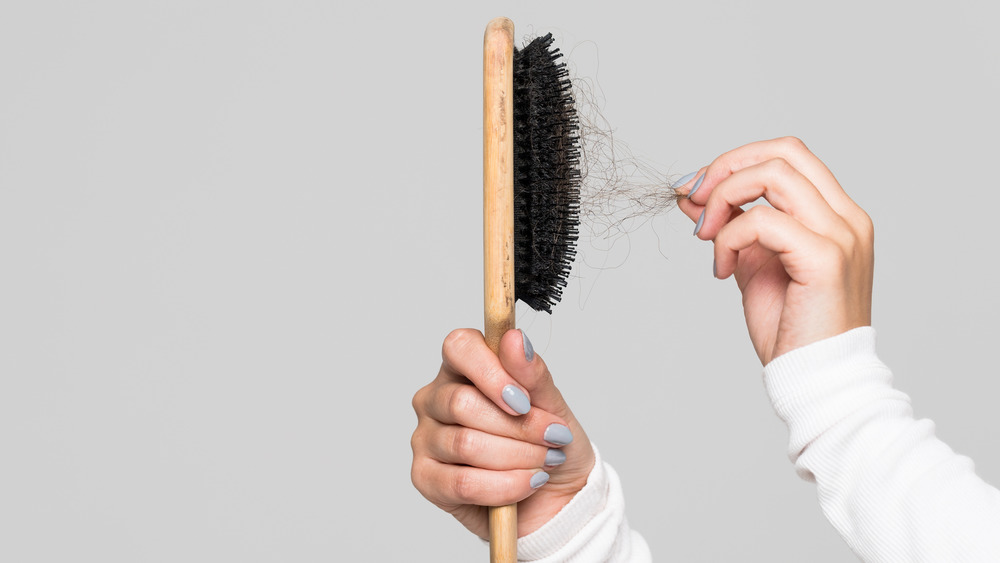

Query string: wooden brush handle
[483,16,517,563]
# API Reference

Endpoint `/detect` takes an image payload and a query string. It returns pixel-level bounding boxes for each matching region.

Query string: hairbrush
[483,17,581,563]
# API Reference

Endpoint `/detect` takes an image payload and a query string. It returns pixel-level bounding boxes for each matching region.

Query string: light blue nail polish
[688,173,706,198]
[530,471,550,489]
[520,329,534,363]
[672,171,697,188]
[502,384,531,415]
[544,423,573,446]
[545,448,567,467]
[712,258,717,278]
[693,210,705,236]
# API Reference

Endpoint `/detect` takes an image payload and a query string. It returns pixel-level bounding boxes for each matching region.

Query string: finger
[712,205,840,283]
[423,420,564,471]
[678,197,743,234]
[676,195,702,222]
[413,458,549,508]
[695,158,847,242]
[440,329,532,417]
[672,167,707,198]
[420,380,573,447]
[686,137,859,217]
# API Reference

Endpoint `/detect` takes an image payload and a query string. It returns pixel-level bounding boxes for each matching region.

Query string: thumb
[498,329,595,495]
[497,329,571,422]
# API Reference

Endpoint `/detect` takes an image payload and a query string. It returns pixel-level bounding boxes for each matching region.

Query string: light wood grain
[483,16,517,563]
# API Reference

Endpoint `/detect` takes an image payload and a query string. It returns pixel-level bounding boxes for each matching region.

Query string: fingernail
[502,384,531,415]
[520,329,534,363]
[693,210,705,236]
[545,448,567,467]
[530,471,550,489]
[688,172,706,198]
[672,171,697,189]
[544,423,573,446]
[712,258,717,278]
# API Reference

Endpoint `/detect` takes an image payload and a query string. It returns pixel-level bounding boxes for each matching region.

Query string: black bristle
[512,33,581,314]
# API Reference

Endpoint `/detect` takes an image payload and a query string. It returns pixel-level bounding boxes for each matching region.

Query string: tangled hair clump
[511,33,683,313]
[573,77,681,241]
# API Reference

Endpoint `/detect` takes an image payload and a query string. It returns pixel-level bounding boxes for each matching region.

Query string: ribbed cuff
[763,327,896,461]
[517,443,606,560]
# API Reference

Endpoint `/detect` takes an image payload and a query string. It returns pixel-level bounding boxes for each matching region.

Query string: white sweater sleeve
[763,327,1000,561]
[516,444,651,563]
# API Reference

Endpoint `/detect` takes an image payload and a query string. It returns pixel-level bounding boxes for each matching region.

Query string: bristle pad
[512,34,581,314]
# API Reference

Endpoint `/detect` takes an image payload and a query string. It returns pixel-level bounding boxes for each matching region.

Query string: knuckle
[744,204,771,226]
[411,384,430,414]
[777,135,808,152]
[410,459,429,494]
[822,240,847,268]
[442,328,471,359]
[855,210,875,244]
[447,385,479,421]
[451,427,481,460]
[766,157,794,176]
[452,470,479,503]
[830,221,858,251]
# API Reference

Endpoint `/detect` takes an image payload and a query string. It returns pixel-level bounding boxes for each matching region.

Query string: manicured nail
[544,423,573,446]
[502,384,531,415]
[688,173,706,198]
[520,329,534,363]
[530,471,550,489]
[545,448,567,467]
[712,258,717,278]
[693,210,705,236]
[672,171,697,189]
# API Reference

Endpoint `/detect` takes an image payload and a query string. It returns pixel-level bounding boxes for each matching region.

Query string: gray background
[2,1,998,561]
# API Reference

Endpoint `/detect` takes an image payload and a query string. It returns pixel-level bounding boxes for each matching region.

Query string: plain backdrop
[2,1,998,561]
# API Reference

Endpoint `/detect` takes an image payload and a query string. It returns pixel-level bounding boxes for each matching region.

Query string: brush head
[512,33,581,314]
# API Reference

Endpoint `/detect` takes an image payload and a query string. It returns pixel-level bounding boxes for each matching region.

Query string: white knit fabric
[764,327,1000,561]
[517,328,1000,561]
[517,445,651,562]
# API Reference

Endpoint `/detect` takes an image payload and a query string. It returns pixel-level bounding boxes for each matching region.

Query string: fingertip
[529,471,550,489]
[693,209,706,237]
[687,172,706,200]
[544,448,567,467]
[671,170,699,192]
[677,198,703,222]
[499,328,522,355]
[499,328,535,366]
[520,329,534,362]
[501,384,531,415]
[543,423,573,446]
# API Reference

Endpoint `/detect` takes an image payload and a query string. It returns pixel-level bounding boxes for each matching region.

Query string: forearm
[764,327,1000,561]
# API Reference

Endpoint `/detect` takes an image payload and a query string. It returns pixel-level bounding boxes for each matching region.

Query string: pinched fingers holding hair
[675,136,873,239]
[673,137,874,364]
[679,137,852,212]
